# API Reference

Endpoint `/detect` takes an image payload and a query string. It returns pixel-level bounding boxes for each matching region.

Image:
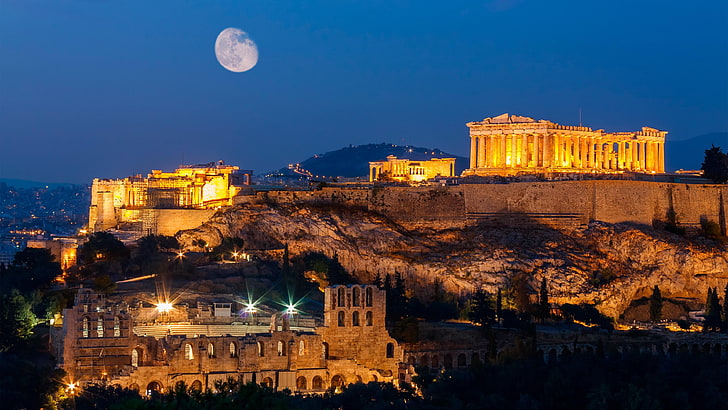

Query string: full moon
[214,27,258,73]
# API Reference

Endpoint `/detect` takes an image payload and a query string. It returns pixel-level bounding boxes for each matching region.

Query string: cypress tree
[538,278,549,323]
[649,285,663,322]
[496,288,503,323]
[705,287,722,331]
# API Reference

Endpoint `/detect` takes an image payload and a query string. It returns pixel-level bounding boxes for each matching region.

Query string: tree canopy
[78,232,130,264]
[701,145,728,183]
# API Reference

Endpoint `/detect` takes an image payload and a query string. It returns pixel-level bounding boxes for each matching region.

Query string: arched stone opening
[229,342,237,358]
[207,342,215,358]
[365,311,373,326]
[185,343,194,360]
[352,311,360,326]
[190,380,202,391]
[312,376,323,389]
[331,374,346,392]
[420,354,429,367]
[258,341,265,357]
[352,287,361,307]
[146,381,163,396]
[261,377,274,388]
[444,354,453,369]
[322,342,329,359]
[338,311,345,327]
[457,353,467,367]
[296,376,307,390]
[365,287,373,307]
[471,352,480,367]
[278,340,286,356]
[386,343,394,358]
[337,287,345,307]
[131,347,142,367]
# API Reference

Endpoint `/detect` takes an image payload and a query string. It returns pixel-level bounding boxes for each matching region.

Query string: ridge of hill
[269,143,468,178]
[666,132,728,171]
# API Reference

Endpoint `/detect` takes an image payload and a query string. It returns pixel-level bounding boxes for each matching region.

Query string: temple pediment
[482,113,536,124]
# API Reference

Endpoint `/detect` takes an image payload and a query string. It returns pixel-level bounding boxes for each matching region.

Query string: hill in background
[269,143,468,179]
[665,132,728,171]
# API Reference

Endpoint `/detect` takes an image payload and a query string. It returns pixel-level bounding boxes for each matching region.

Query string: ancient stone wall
[144,209,218,236]
[255,182,726,233]
[462,181,727,232]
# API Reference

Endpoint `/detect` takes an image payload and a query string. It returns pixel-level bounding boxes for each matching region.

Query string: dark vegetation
[57,351,728,410]
[0,248,66,408]
[701,145,728,184]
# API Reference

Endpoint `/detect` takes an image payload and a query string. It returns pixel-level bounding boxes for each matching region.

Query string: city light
[156,301,173,313]
[66,382,79,396]
[177,251,185,259]
[244,302,258,314]
[285,304,297,315]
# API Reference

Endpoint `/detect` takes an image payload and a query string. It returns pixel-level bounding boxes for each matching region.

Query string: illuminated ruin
[463,113,666,176]
[88,161,251,233]
[52,285,404,393]
[369,155,456,182]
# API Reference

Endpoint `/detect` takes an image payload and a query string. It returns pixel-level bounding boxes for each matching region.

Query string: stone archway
[261,377,274,388]
[331,374,346,392]
[296,376,307,390]
[190,380,203,391]
[146,381,163,396]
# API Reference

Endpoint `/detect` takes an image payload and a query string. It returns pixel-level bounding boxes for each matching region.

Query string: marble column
[533,135,540,167]
[574,136,581,168]
[470,136,477,169]
[478,136,487,168]
[630,142,637,170]
[658,142,665,172]
[499,135,506,167]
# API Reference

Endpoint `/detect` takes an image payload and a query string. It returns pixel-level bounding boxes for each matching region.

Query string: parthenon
[462,113,666,176]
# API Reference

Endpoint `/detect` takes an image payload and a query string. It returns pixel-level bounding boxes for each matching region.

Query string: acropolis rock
[177,198,728,319]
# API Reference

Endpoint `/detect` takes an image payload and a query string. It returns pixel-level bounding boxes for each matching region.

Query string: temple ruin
[463,113,666,176]
[88,161,251,233]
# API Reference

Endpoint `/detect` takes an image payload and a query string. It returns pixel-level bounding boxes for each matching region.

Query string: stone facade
[464,113,667,176]
[89,161,251,232]
[369,155,456,182]
[53,285,402,394]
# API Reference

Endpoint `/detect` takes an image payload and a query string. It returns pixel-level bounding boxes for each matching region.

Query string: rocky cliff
[176,201,728,318]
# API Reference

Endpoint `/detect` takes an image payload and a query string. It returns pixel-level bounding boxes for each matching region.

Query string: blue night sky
[1,0,727,183]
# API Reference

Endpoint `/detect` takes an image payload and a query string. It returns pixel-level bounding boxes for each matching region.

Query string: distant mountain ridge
[271,143,468,179]
[665,132,727,171]
[0,178,78,189]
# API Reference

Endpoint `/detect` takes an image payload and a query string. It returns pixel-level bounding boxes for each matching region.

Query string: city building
[52,285,403,394]
[369,156,456,182]
[463,113,667,176]
[26,236,79,271]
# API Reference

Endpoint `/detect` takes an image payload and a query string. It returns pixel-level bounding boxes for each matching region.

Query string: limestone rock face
[177,203,728,318]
